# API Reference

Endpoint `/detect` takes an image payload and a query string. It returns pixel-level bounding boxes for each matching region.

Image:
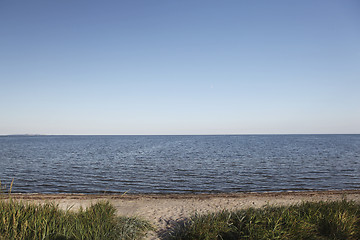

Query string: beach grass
[2,179,360,239]
[0,199,153,240]
[168,199,360,240]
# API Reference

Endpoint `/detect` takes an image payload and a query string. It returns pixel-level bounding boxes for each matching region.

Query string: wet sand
[3,190,360,239]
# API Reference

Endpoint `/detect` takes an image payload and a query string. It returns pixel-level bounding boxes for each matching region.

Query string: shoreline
[3,190,360,240]
[3,189,360,199]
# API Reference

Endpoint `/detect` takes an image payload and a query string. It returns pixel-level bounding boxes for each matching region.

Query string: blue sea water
[0,135,360,194]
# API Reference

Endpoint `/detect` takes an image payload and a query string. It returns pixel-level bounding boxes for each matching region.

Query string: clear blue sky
[1,0,359,135]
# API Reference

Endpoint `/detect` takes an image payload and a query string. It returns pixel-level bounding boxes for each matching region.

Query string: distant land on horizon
[2,133,360,137]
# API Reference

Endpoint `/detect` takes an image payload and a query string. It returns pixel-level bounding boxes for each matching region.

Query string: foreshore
[3,190,360,239]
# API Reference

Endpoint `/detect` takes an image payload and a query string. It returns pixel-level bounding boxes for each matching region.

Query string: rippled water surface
[1,135,360,193]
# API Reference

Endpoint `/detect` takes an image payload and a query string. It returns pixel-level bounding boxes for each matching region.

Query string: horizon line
[1,133,359,137]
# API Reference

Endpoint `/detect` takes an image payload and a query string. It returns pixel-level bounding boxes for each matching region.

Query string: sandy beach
[3,190,360,239]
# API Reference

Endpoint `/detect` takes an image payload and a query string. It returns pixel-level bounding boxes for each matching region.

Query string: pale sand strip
[3,190,360,239]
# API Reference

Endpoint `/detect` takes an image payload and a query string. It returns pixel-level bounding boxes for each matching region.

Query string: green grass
[0,199,153,240]
[168,200,360,240]
[2,180,360,239]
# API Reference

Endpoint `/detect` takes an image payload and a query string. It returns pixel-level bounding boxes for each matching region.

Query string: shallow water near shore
[1,135,360,194]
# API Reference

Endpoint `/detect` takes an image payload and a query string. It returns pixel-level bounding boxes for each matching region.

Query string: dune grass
[0,199,153,240]
[169,199,360,240]
[2,180,360,239]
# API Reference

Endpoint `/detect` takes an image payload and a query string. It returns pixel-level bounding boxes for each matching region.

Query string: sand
[4,190,360,239]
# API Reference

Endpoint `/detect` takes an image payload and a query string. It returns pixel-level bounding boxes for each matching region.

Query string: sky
[0,0,359,135]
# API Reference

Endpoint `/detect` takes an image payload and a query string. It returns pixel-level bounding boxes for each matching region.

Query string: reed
[0,178,14,196]
[168,200,360,240]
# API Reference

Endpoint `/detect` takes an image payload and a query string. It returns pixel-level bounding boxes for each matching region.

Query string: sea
[0,135,359,194]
